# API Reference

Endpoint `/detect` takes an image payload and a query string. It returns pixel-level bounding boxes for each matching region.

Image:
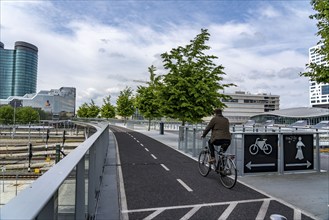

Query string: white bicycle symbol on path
[249,138,273,155]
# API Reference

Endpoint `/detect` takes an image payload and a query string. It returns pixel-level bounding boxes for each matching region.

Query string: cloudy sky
[0,0,319,109]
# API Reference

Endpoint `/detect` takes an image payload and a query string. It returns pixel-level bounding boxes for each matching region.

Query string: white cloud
[1,1,318,110]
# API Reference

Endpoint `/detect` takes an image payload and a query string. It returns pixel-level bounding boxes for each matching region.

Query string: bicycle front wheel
[219,157,237,189]
[198,150,211,177]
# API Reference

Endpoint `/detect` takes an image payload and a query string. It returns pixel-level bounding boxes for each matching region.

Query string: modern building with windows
[0,41,38,99]
[0,87,76,119]
[220,91,280,124]
[309,44,329,108]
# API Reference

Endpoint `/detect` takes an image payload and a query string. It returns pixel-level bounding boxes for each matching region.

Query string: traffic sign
[283,134,314,171]
[244,135,278,173]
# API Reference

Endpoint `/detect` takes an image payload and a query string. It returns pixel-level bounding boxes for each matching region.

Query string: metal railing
[178,126,324,176]
[0,122,109,219]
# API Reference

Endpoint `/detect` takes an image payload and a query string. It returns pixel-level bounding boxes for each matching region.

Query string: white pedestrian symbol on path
[295,136,305,160]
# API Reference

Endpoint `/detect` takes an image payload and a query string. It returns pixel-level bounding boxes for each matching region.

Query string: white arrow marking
[246,161,275,170]
[286,160,311,168]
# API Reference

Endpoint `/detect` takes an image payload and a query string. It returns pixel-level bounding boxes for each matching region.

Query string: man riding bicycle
[201,108,231,163]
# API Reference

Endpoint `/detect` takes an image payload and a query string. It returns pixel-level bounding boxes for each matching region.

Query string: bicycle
[198,143,237,189]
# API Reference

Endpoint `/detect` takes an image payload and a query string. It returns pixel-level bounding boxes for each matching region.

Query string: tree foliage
[116,87,135,121]
[77,103,89,118]
[100,95,116,119]
[301,0,329,83]
[15,107,39,124]
[135,65,162,130]
[159,29,235,125]
[0,105,14,124]
[77,100,100,118]
[87,100,100,118]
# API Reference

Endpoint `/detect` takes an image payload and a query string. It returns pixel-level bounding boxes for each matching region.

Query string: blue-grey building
[0,87,76,119]
[0,41,38,99]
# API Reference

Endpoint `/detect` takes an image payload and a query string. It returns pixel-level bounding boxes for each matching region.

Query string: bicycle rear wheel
[219,157,237,189]
[198,150,211,177]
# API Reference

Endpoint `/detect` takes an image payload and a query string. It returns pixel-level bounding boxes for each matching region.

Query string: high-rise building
[309,44,329,108]
[0,41,38,99]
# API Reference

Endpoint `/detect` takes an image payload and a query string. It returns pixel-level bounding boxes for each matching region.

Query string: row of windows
[311,100,329,103]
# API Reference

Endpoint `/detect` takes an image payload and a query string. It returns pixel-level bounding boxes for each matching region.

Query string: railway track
[0,173,42,180]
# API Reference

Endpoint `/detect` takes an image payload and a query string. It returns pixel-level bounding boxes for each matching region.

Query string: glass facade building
[0,41,38,99]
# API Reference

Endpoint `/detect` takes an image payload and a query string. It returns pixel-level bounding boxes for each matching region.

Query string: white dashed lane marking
[151,154,157,159]
[177,179,193,192]
[160,164,170,171]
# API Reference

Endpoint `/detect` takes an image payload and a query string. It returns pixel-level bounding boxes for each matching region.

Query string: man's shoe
[208,157,216,164]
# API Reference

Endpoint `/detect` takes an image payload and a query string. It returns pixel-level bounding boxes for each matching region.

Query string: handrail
[0,122,109,219]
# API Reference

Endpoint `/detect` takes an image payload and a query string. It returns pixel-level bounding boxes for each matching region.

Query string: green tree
[159,29,235,125]
[16,107,39,124]
[100,95,116,119]
[77,103,89,118]
[87,100,100,118]
[301,0,329,83]
[116,87,135,122]
[135,65,162,130]
[0,105,14,124]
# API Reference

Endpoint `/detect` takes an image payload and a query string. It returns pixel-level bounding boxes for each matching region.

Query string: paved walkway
[128,124,329,220]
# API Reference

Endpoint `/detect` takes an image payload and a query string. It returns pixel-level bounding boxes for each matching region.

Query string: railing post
[240,134,245,176]
[192,128,196,157]
[278,134,284,174]
[88,144,96,219]
[37,192,58,220]
[315,132,320,172]
[178,126,184,150]
[184,127,188,153]
[75,156,85,220]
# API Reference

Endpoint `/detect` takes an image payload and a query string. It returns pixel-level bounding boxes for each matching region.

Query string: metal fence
[178,126,325,176]
[0,122,109,220]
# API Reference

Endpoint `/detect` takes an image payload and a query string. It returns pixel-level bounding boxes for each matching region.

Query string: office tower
[309,44,329,108]
[0,41,38,99]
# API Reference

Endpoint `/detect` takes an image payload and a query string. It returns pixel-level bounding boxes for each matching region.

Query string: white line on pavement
[179,206,200,220]
[143,209,164,220]
[256,199,270,220]
[122,198,272,213]
[145,148,149,152]
[177,179,193,192]
[160,164,170,171]
[218,202,238,220]
[151,154,157,159]
[294,209,302,220]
